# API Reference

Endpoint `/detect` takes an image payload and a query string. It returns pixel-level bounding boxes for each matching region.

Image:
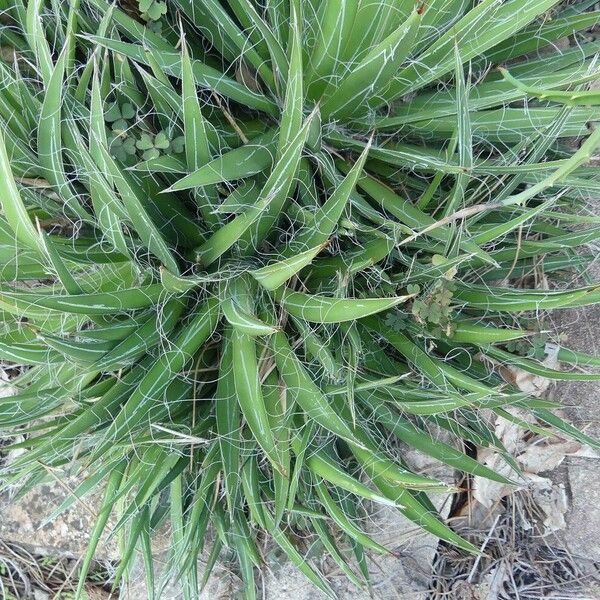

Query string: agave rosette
[1,0,600,596]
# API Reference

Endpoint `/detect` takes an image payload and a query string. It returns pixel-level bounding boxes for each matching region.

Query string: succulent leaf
[0,1,599,597]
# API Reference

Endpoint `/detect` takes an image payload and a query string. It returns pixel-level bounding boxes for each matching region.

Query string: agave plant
[1,0,600,597]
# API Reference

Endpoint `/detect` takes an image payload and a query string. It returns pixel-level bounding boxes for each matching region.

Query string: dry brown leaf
[500,344,559,397]
[472,406,594,513]
[472,408,528,508]
[517,439,583,474]
[528,474,569,533]
[83,586,115,600]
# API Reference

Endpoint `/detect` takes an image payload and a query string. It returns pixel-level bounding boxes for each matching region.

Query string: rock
[551,301,600,440]
[0,481,119,560]
[122,556,187,600]
[262,461,453,599]
[550,204,600,563]
[362,505,445,599]
[563,457,600,562]
[0,439,455,599]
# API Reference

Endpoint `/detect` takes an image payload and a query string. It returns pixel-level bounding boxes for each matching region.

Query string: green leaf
[305,0,359,100]
[38,48,91,220]
[271,287,412,323]
[500,67,600,106]
[252,244,327,291]
[0,128,42,253]
[287,141,371,255]
[0,284,166,315]
[94,144,180,274]
[382,0,565,102]
[321,8,422,119]
[86,35,277,114]
[194,112,315,265]
[277,0,303,156]
[222,276,278,335]
[168,130,277,191]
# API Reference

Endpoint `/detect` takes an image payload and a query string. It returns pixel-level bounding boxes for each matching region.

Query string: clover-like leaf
[109,133,137,163]
[438,288,453,306]
[136,133,154,151]
[142,147,161,161]
[168,135,185,155]
[122,137,137,155]
[104,102,122,123]
[427,303,442,325]
[147,19,162,35]
[154,131,170,150]
[105,102,136,134]
[384,311,408,332]
[111,119,129,133]
[120,103,136,120]
[144,0,167,21]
